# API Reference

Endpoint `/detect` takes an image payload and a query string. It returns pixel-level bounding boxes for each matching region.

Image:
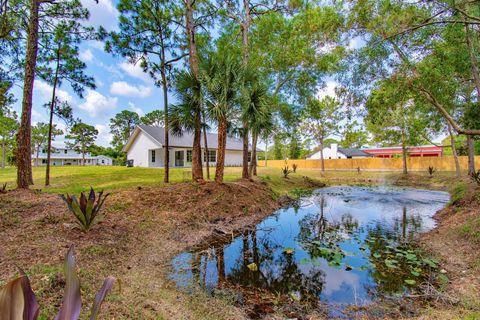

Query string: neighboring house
[307,143,372,160]
[123,125,258,168]
[32,145,113,166]
[362,145,444,158]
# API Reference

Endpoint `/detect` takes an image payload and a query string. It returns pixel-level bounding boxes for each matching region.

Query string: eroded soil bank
[0,178,319,319]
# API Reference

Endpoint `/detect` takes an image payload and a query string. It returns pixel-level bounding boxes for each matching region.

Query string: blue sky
[8,0,369,148]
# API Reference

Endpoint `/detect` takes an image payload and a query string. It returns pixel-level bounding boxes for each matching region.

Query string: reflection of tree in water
[229,230,325,302]
[363,209,425,294]
[297,195,360,260]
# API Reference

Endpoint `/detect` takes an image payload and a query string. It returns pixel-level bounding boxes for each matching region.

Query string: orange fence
[258,156,480,172]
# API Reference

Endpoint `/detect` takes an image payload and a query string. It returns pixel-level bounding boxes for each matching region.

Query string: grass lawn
[0,165,459,194]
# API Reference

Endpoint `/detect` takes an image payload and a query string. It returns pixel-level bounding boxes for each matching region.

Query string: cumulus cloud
[119,62,152,84]
[78,89,118,117]
[80,49,94,62]
[34,81,74,103]
[80,0,119,31]
[110,81,152,98]
[94,124,113,146]
[128,101,144,116]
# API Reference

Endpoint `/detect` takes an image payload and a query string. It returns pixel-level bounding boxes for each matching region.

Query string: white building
[32,146,113,166]
[123,125,257,168]
[307,143,371,160]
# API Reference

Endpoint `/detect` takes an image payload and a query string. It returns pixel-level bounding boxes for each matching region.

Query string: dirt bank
[417,179,480,319]
[0,179,307,319]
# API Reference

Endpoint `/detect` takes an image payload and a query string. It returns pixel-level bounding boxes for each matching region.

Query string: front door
[175,150,184,167]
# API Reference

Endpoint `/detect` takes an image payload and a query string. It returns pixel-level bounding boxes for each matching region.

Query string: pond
[170,186,450,318]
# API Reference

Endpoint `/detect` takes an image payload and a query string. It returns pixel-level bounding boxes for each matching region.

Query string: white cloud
[78,89,118,118]
[34,81,74,103]
[87,40,105,51]
[32,109,48,124]
[119,62,152,84]
[316,80,337,100]
[94,124,113,146]
[80,0,119,31]
[80,49,94,62]
[110,81,152,98]
[128,101,144,116]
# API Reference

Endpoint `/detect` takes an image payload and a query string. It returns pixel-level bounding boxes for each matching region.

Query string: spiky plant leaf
[0,274,40,320]
[55,246,81,320]
[89,276,116,320]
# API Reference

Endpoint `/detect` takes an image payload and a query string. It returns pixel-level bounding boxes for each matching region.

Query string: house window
[186,150,192,162]
[102,160,105,164]
[42,159,46,164]
[64,149,67,154]
[204,150,216,162]
[248,151,252,162]
[151,150,156,162]
[41,149,46,153]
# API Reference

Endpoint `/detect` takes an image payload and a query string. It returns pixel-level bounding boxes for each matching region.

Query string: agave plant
[471,170,480,186]
[282,166,292,178]
[0,245,116,320]
[0,183,6,193]
[61,188,110,232]
[427,166,436,176]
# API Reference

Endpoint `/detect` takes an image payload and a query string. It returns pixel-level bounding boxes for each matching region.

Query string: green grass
[0,165,458,195]
[449,181,467,206]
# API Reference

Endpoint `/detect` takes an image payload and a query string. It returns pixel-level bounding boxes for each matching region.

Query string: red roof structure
[362,145,444,158]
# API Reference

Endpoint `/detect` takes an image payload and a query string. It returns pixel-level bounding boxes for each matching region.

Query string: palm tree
[249,90,273,177]
[202,54,242,183]
[240,72,271,179]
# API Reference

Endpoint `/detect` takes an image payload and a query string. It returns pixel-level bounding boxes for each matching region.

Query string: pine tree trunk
[46,47,60,186]
[215,118,227,183]
[467,135,475,176]
[1,142,5,168]
[402,136,408,175]
[249,132,258,177]
[242,123,249,179]
[16,0,39,188]
[161,69,169,183]
[185,0,202,182]
[320,139,325,172]
[202,110,210,180]
[448,124,461,177]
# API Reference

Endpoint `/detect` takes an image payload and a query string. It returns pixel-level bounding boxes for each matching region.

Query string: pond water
[170,186,450,317]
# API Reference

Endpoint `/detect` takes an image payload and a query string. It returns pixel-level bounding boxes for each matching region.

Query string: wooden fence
[258,156,480,172]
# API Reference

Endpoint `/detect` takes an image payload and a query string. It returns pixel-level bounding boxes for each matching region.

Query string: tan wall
[259,156,480,172]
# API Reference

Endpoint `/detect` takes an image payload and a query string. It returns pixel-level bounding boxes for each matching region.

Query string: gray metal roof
[338,147,372,157]
[132,125,259,151]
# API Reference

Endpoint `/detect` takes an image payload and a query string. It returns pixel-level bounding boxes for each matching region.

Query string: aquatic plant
[61,187,110,232]
[282,166,292,178]
[0,245,116,319]
[427,166,436,176]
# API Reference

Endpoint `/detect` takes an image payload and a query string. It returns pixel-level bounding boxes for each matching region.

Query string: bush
[61,188,110,232]
[427,166,436,176]
[0,183,6,194]
[449,182,466,206]
[471,170,480,186]
[282,166,292,178]
[0,245,115,319]
[292,164,298,173]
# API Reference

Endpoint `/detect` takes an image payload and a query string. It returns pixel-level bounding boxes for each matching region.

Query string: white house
[123,125,257,168]
[32,145,113,166]
[307,143,371,160]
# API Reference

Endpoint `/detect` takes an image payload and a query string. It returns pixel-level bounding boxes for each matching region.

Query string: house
[306,143,372,160]
[362,145,444,158]
[123,125,257,168]
[32,145,113,166]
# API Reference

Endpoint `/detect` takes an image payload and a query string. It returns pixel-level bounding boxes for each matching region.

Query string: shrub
[282,166,292,178]
[449,182,466,206]
[0,245,116,319]
[427,166,436,176]
[61,188,110,232]
[0,183,6,193]
[292,164,298,173]
[471,170,480,186]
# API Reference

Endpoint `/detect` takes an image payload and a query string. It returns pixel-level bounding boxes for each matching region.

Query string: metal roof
[338,147,372,157]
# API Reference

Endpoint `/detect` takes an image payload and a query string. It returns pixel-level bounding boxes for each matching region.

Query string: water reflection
[171,186,449,314]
